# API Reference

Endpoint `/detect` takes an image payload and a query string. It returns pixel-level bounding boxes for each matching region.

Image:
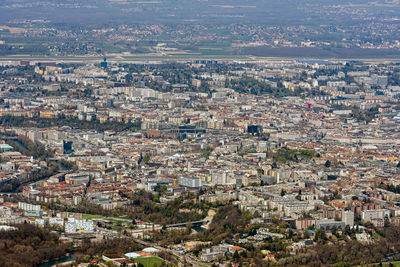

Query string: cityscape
[1,1,400,267]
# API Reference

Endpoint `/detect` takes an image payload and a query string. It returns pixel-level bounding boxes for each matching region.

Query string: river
[38,254,75,267]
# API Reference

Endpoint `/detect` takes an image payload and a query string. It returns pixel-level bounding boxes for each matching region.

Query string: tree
[186,222,192,235]
[233,250,240,262]
[304,230,311,239]
[143,154,150,164]
[325,160,331,168]
[288,229,293,239]
[280,189,286,196]
[272,162,278,169]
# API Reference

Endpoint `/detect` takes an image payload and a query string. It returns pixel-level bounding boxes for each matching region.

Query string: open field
[133,256,164,267]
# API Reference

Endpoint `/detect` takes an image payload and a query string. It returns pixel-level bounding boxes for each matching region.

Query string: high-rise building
[63,140,73,154]
[342,210,354,227]
[100,57,107,69]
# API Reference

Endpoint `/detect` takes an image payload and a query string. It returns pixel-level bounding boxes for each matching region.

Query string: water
[39,254,75,267]
[14,140,28,151]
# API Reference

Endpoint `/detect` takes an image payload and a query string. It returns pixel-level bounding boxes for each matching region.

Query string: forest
[230,77,300,97]
[43,190,214,225]
[277,226,400,266]
[0,115,141,133]
[75,237,144,263]
[125,190,214,225]
[0,223,72,267]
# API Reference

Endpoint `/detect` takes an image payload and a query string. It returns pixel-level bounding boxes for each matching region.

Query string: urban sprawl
[1,58,400,266]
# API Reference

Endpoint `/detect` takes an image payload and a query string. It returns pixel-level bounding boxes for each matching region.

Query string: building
[296,219,317,230]
[65,173,90,185]
[362,209,390,222]
[342,210,354,227]
[18,202,41,211]
[49,217,64,227]
[65,217,94,233]
[371,218,385,228]
[0,144,13,153]
[316,219,345,230]
[63,140,73,154]
[179,176,202,188]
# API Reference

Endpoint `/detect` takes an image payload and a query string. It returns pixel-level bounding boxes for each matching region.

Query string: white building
[65,217,94,233]
[362,209,390,222]
[18,202,41,211]
[179,176,202,188]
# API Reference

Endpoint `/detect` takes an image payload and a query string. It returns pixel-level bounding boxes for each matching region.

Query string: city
[1,0,400,267]
[0,58,400,266]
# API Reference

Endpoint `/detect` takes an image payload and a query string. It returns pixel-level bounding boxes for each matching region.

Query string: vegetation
[5,134,54,160]
[59,159,78,171]
[352,106,380,123]
[44,200,124,218]
[277,229,400,267]
[332,105,381,123]
[200,147,214,158]
[268,148,317,163]
[197,203,252,245]
[0,164,58,192]
[230,76,300,97]
[76,238,143,260]
[126,191,213,225]
[221,222,400,267]
[0,134,59,192]
[379,182,400,194]
[43,191,212,226]
[132,256,164,267]
[325,160,331,168]
[0,115,141,132]
[0,223,72,267]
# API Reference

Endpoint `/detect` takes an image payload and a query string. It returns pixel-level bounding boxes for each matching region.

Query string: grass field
[363,262,400,267]
[81,214,131,224]
[383,263,400,267]
[81,214,103,220]
[133,257,164,267]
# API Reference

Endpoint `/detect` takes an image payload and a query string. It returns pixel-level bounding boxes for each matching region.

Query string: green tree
[143,154,150,164]
[233,250,240,262]
[325,160,331,168]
